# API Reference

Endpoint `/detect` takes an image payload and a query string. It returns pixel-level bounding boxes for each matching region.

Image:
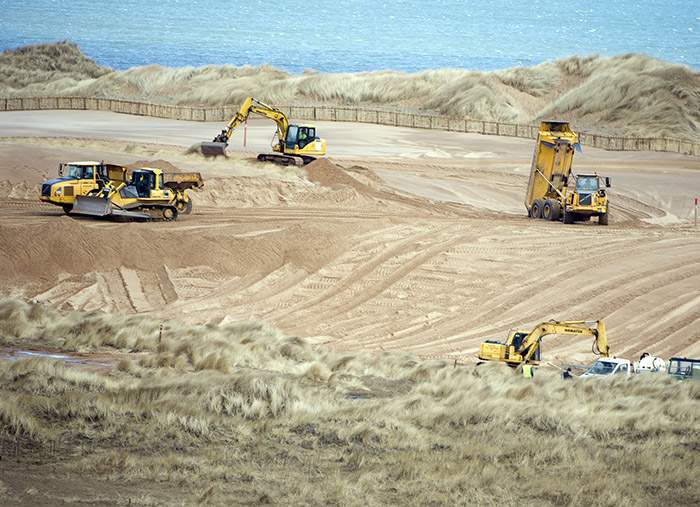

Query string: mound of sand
[1,43,698,140]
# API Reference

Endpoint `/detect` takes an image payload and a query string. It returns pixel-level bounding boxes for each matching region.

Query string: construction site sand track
[1,111,699,363]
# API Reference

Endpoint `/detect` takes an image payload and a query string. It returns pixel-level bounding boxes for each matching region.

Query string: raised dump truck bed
[525,121,610,225]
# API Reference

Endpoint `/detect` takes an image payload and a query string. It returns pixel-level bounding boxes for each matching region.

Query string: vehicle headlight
[55,188,62,196]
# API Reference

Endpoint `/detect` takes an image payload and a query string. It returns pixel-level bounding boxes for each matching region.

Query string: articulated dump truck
[525,121,611,225]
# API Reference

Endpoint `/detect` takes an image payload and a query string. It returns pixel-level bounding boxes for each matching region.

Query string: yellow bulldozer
[478,320,611,367]
[200,96,327,166]
[525,121,611,225]
[40,162,203,220]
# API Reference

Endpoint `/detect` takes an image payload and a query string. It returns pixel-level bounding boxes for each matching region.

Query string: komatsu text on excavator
[478,320,610,366]
[200,96,327,166]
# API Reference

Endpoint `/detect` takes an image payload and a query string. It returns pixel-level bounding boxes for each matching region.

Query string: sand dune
[1,42,699,141]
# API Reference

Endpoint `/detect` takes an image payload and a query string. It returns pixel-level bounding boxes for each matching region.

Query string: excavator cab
[286,125,317,150]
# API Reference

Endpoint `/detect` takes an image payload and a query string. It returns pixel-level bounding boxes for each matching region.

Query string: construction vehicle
[70,167,202,220]
[525,121,611,225]
[40,161,128,213]
[41,162,202,219]
[580,357,632,378]
[667,357,700,381]
[200,96,326,165]
[478,320,610,367]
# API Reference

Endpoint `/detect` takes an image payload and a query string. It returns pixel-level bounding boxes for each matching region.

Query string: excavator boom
[200,97,289,156]
[478,320,610,366]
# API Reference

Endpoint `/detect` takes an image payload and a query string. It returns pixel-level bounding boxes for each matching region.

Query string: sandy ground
[1,110,699,364]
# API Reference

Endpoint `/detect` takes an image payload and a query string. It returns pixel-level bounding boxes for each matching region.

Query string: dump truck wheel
[599,211,609,225]
[543,200,561,221]
[531,200,544,219]
[62,204,73,214]
[161,207,178,221]
[563,209,574,224]
[550,201,561,221]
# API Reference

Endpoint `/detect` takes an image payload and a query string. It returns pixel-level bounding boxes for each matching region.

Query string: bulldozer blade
[199,142,228,157]
[71,196,112,217]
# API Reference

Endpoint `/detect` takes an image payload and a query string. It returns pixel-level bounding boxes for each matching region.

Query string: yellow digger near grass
[478,320,611,367]
[200,96,327,166]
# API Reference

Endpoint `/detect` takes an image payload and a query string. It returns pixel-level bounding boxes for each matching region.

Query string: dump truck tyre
[599,210,609,225]
[62,204,73,214]
[543,200,560,221]
[550,201,561,221]
[563,209,574,224]
[531,200,544,219]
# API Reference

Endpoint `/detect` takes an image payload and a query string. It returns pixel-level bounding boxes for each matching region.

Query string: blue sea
[1,0,698,72]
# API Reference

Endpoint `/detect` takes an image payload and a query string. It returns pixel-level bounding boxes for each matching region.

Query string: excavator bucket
[71,196,112,217]
[199,142,228,157]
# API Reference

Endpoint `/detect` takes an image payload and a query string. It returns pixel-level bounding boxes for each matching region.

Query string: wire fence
[1,96,698,156]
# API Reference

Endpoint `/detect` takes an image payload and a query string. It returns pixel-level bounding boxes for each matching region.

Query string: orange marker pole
[243,119,247,148]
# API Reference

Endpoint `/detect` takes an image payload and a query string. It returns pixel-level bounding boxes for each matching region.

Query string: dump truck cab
[525,121,611,225]
[40,161,127,212]
[565,173,610,223]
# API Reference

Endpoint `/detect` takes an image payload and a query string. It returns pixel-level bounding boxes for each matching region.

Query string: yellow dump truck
[41,162,203,219]
[40,161,128,213]
[525,121,611,225]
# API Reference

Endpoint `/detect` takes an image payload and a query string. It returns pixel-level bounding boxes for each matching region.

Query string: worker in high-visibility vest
[522,364,534,378]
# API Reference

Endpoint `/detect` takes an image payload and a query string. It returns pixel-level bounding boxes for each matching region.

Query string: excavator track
[257,153,312,166]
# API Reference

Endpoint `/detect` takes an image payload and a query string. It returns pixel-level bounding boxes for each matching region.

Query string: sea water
[1,0,698,72]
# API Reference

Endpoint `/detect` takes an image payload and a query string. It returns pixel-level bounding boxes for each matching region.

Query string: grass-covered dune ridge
[0,299,698,505]
[1,42,699,141]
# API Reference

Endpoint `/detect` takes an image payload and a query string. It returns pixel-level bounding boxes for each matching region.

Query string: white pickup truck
[580,358,632,378]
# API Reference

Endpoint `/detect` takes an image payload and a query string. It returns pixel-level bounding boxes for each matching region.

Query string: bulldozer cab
[131,170,158,198]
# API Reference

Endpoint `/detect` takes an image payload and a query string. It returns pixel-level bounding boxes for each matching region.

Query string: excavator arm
[214,96,289,145]
[517,320,610,364]
[203,96,289,156]
[478,320,610,366]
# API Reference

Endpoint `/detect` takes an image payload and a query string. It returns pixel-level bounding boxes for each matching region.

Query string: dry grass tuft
[0,300,698,505]
[1,43,698,140]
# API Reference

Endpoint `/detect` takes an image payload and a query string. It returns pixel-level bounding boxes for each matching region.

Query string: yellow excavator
[200,96,327,166]
[478,320,610,367]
